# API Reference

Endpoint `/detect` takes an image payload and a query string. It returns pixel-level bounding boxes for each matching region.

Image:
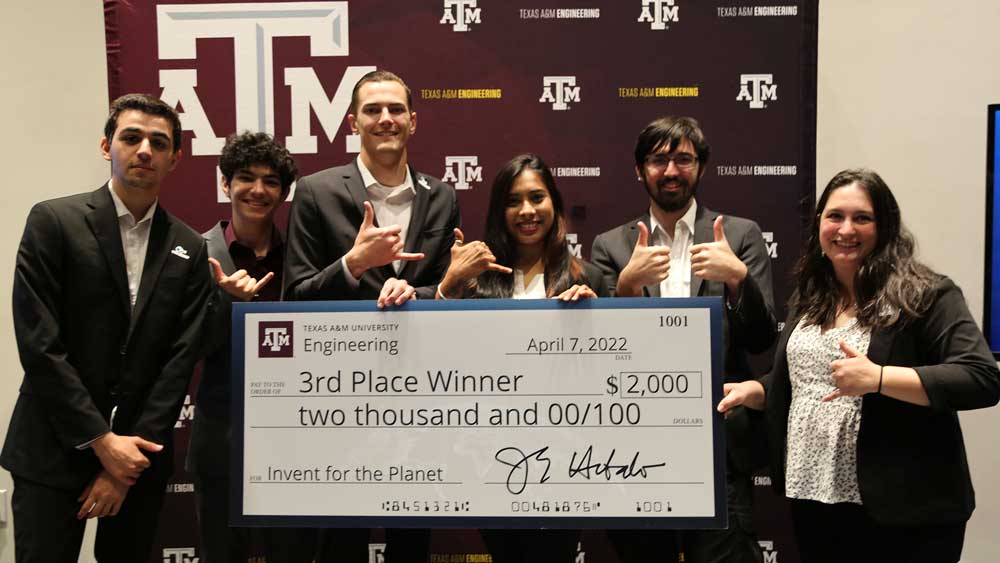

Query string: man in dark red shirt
[185,131,309,562]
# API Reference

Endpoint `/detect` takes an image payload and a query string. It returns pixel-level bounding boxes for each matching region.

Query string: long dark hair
[474,154,584,298]
[790,168,939,328]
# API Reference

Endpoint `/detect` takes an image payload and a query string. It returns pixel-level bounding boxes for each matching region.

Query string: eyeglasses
[645,153,698,171]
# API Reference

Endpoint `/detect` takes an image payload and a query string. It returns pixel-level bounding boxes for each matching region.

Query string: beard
[643,171,698,213]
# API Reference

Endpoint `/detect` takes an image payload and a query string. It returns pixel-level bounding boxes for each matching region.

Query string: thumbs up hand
[616,221,672,297]
[822,340,881,402]
[344,201,426,278]
[690,215,748,294]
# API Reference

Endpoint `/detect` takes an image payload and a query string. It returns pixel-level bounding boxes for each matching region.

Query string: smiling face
[819,182,878,283]
[222,164,284,226]
[100,109,180,191]
[504,169,555,254]
[637,137,702,214]
[347,80,416,164]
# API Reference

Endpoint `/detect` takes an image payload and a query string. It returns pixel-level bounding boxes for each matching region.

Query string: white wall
[817,1,1000,561]
[0,3,110,562]
[1,1,998,562]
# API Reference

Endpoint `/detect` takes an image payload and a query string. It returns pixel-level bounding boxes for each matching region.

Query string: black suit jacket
[283,162,459,301]
[1,185,213,490]
[591,205,777,472]
[763,278,1000,526]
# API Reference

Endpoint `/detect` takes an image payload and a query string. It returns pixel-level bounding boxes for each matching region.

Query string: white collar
[356,156,415,197]
[108,179,157,224]
[648,199,697,240]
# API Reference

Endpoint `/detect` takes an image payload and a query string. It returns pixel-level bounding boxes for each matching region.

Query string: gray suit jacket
[591,204,777,471]
[187,220,243,478]
[283,162,459,301]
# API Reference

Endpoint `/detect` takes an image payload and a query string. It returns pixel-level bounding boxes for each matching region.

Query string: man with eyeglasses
[591,116,776,563]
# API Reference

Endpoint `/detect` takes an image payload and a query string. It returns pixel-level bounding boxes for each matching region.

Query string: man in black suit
[186,131,314,562]
[591,116,776,563]
[1,93,213,562]
[283,69,459,306]
[283,70,459,561]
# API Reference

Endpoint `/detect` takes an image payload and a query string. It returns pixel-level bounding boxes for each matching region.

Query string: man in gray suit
[591,116,777,563]
[187,131,312,562]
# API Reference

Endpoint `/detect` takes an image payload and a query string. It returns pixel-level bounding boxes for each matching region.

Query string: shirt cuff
[341,256,361,290]
[77,431,109,450]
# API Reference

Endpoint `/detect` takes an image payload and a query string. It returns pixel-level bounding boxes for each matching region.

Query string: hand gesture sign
[345,201,426,278]
[209,257,273,302]
[822,340,880,402]
[438,228,512,298]
[617,221,670,296]
[690,216,748,294]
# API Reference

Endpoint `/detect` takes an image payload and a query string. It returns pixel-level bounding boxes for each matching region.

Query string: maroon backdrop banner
[104,1,817,562]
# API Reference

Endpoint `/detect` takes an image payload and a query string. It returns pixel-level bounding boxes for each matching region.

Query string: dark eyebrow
[118,127,171,142]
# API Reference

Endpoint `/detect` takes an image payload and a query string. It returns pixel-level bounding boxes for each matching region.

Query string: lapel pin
[417,176,431,190]
[171,246,190,260]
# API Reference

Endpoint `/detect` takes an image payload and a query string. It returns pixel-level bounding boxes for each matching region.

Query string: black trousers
[193,473,319,563]
[606,467,761,563]
[12,472,167,563]
[790,498,966,563]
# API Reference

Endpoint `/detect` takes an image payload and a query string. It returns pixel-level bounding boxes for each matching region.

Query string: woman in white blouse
[436,153,607,300]
[718,169,1000,563]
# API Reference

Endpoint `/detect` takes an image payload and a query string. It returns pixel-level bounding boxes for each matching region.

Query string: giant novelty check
[232,298,726,529]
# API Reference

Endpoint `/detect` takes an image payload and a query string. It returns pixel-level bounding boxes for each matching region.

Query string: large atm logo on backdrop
[540,76,581,110]
[638,0,679,30]
[156,3,374,180]
[440,0,481,32]
[737,74,777,108]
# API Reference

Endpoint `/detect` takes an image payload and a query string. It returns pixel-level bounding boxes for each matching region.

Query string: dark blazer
[185,221,238,480]
[763,278,1000,526]
[1,184,213,490]
[283,162,459,301]
[578,261,610,297]
[591,205,777,376]
[591,205,777,472]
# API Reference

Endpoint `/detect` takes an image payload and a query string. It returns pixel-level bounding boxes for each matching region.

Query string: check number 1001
[658,314,689,327]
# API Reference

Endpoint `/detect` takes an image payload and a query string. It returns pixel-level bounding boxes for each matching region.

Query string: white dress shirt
[512,270,547,299]
[342,156,416,282]
[108,180,157,309]
[648,199,697,297]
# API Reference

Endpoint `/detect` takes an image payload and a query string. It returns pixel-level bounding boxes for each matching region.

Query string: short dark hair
[350,70,413,114]
[633,116,711,170]
[218,131,298,196]
[104,94,183,152]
